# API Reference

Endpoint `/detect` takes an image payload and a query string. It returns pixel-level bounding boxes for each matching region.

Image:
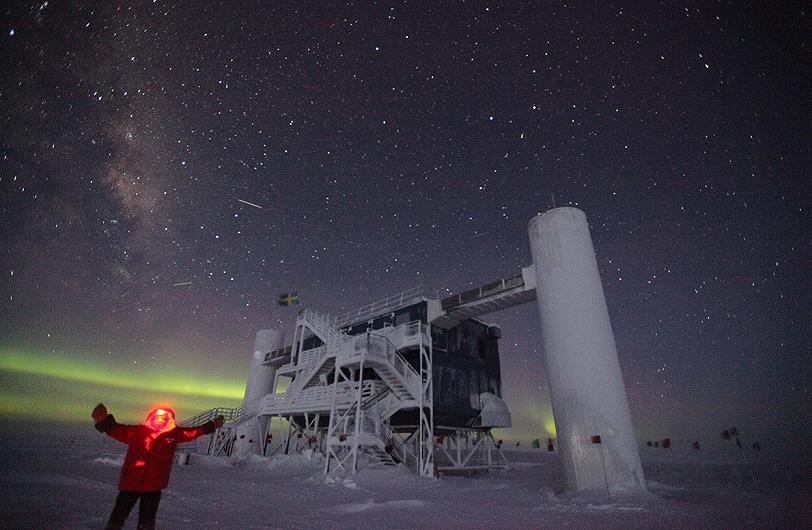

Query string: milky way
[0,2,808,457]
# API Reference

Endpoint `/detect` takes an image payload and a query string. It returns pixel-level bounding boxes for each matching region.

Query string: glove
[213,415,224,428]
[92,403,108,423]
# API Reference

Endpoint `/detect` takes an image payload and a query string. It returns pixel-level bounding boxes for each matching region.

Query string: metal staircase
[365,391,409,421]
[322,322,433,476]
[281,310,348,398]
[367,413,418,470]
[180,321,435,476]
[177,397,266,457]
[177,407,239,456]
[185,304,435,476]
[283,345,331,397]
[299,309,343,345]
[179,278,520,476]
[368,447,399,467]
[344,332,422,401]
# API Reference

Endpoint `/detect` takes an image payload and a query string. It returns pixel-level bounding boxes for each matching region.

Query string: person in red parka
[92,403,224,530]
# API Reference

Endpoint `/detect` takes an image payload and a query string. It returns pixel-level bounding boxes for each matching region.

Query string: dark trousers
[106,490,162,530]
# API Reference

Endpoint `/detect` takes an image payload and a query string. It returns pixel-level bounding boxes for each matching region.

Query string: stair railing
[361,332,422,400]
[180,406,240,427]
[286,311,350,398]
[367,414,418,472]
[300,309,343,344]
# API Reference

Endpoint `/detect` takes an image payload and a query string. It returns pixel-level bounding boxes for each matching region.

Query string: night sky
[1,2,809,457]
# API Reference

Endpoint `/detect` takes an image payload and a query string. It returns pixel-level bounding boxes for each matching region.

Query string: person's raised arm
[92,403,133,444]
[177,415,224,442]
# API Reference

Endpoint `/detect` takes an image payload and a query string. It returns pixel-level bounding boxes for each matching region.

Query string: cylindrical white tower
[243,329,283,405]
[233,329,283,459]
[528,207,645,493]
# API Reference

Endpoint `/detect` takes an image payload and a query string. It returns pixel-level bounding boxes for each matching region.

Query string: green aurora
[0,348,244,423]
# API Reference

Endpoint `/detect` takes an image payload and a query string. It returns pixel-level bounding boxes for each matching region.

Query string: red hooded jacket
[96,414,215,491]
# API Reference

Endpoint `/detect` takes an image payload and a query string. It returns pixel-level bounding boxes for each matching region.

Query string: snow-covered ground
[1,421,808,529]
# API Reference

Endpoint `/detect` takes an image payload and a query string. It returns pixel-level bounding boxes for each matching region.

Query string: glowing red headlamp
[145,407,176,432]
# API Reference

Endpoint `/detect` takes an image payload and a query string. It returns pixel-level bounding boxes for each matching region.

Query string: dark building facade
[294,300,504,431]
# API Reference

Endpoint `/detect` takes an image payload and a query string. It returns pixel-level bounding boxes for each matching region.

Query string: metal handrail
[180,396,262,429]
[440,274,525,311]
[369,414,418,471]
[357,331,422,399]
[332,286,429,327]
[300,308,344,344]
[364,391,402,420]
[282,310,350,397]
[180,407,238,427]
[264,344,292,364]
[362,386,392,410]
[286,336,347,398]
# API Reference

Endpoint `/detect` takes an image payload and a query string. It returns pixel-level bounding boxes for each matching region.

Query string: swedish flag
[277,291,300,306]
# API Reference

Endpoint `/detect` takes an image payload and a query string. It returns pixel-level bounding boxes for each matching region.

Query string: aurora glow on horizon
[0,349,246,400]
[0,347,245,423]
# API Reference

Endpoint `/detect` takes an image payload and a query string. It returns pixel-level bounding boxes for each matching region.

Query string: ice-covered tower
[232,329,283,458]
[528,207,645,493]
[243,329,282,404]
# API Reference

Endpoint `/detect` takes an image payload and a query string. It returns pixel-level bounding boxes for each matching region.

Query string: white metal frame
[324,363,364,473]
[185,304,511,480]
[434,430,509,472]
[417,323,434,477]
[320,321,435,476]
